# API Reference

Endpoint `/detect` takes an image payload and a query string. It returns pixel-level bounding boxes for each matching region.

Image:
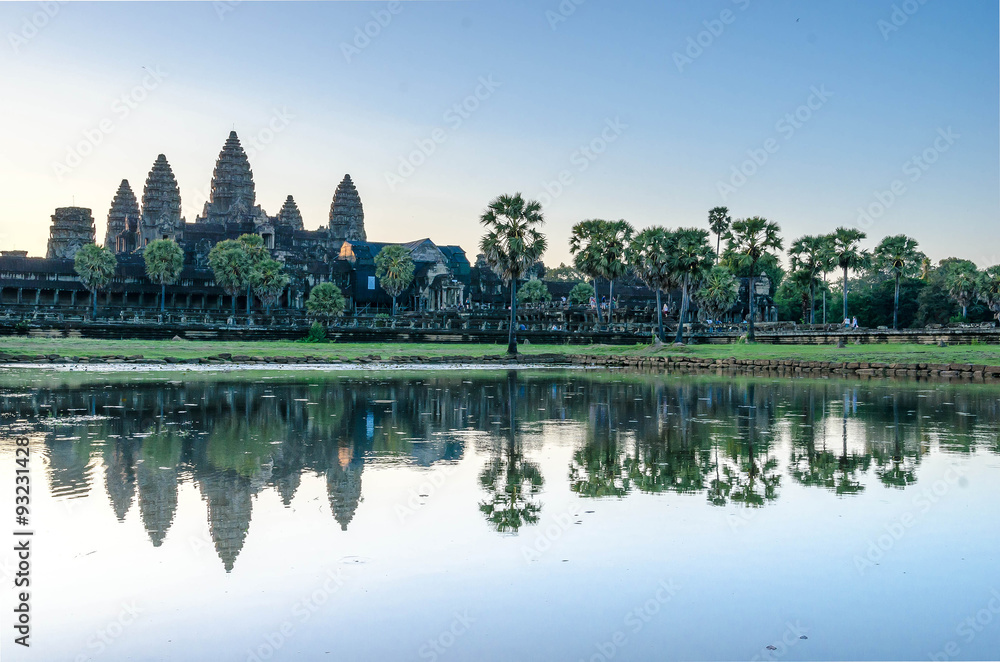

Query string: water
[1,368,998,661]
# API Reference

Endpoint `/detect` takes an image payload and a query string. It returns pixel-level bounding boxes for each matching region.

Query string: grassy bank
[3,336,1000,365]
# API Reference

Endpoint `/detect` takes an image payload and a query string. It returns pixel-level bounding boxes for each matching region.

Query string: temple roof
[206,131,255,218]
[328,174,366,242]
[105,179,141,248]
[276,195,304,230]
[141,155,182,225]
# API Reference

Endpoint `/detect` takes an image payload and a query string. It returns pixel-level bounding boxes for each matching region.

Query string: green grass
[2,336,1000,365]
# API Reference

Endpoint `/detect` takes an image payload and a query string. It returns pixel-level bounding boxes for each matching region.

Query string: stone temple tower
[140,154,183,247]
[200,131,256,223]
[46,207,96,259]
[276,195,304,230]
[105,179,141,252]
[328,174,366,242]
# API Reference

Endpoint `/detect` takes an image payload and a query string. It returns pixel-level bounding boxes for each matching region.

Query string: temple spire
[328,174,366,242]
[105,179,141,251]
[140,154,182,246]
[203,131,255,221]
[276,195,304,230]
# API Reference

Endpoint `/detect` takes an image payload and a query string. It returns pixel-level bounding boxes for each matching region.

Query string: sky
[0,0,997,267]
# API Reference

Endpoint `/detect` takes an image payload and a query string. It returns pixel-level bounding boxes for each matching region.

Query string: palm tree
[305,282,347,321]
[695,266,739,325]
[238,234,269,314]
[725,217,783,341]
[708,206,731,264]
[788,234,831,324]
[873,234,924,329]
[946,261,979,319]
[569,219,634,321]
[628,227,676,343]
[73,243,117,317]
[250,258,290,314]
[569,219,607,322]
[978,266,1000,322]
[207,239,251,315]
[667,228,715,344]
[479,193,547,355]
[373,244,415,316]
[143,238,185,313]
[830,227,870,322]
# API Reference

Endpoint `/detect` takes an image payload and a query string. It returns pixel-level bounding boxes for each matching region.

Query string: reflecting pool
[0,369,998,661]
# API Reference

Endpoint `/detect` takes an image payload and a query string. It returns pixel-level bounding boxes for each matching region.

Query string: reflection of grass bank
[3,337,1000,365]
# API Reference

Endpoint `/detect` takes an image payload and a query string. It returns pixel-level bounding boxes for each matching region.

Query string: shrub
[568,282,595,306]
[305,321,327,343]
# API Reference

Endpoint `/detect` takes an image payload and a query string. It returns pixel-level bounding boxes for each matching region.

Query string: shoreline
[1,351,999,383]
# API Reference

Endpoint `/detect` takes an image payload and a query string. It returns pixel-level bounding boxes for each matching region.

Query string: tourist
[852,316,859,329]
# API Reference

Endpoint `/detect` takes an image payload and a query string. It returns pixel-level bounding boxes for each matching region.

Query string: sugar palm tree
[830,227,870,322]
[250,258,290,314]
[569,219,608,322]
[374,244,415,316]
[695,265,739,324]
[946,262,979,319]
[668,228,715,344]
[238,234,269,314]
[628,227,676,343]
[73,243,117,317]
[570,219,635,321]
[873,234,925,329]
[479,193,547,355]
[725,217,783,342]
[788,234,831,324]
[305,282,347,320]
[143,238,184,313]
[708,206,731,265]
[208,239,251,315]
[978,266,1000,322]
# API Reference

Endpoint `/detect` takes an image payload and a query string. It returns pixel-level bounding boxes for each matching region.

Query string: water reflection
[1,371,998,571]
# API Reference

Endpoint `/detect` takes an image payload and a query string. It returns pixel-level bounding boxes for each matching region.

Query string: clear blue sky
[0,0,996,266]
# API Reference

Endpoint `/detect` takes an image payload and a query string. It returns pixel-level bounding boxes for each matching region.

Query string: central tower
[200,131,256,223]
[328,174,366,242]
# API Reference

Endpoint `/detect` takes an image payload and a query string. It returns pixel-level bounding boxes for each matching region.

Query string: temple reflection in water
[2,372,997,571]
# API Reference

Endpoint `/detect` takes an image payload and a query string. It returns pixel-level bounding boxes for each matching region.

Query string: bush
[569,282,595,306]
[14,320,29,335]
[517,278,551,305]
[304,321,327,343]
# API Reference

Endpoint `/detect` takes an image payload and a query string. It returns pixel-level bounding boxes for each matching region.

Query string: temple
[1,131,470,314]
